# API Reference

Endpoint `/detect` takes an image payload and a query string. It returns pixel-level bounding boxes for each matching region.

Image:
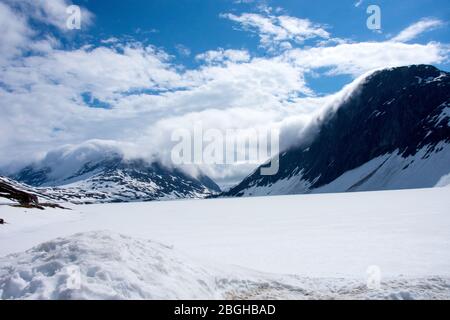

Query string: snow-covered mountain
[9,146,220,204]
[223,65,450,197]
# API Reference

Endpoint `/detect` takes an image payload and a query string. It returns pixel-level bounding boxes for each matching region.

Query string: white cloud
[4,0,94,31]
[175,44,191,57]
[195,49,250,64]
[354,0,364,8]
[2,44,183,102]
[234,0,255,3]
[0,2,31,63]
[0,0,93,66]
[391,18,445,43]
[283,41,448,76]
[221,11,330,51]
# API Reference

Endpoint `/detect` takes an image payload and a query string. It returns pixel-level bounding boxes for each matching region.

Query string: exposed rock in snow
[0,177,39,207]
[0,176,66,209]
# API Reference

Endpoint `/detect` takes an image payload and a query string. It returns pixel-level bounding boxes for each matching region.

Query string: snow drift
[1,230,450,300]
[0,231,220,299]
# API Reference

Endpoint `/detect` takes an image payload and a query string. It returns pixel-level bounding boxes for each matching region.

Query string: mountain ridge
[222,64,450,197]
[9,152,220,204]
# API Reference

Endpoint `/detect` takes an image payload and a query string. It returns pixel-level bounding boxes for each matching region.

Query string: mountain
[0,176,69,209]
[223,65,450,197]
[0,176,40,207]
[11,148,220,204]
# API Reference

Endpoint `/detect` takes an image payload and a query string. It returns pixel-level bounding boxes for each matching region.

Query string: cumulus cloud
[0,0,93,65]
[0,2,31,63]
[391,18,445,43]
[221,11,330,51]
[196,48,250,65]
[4,0,94,31]
[283,41,448,76]
[354,0,364,8]
[175,44,191,57]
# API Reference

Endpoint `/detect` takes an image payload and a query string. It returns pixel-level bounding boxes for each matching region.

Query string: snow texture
[1,231,449,300]
[436,173,450,187]
[1,187,450,299]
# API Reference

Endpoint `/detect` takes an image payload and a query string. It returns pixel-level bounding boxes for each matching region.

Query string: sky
[0,0,449,187]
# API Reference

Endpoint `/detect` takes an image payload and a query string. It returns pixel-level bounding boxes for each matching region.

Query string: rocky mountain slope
[9,152,220,204]
[223,65,450,197]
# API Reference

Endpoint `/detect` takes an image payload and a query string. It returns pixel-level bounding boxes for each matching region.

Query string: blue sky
[0,0,449,185]
[74,0,450,92]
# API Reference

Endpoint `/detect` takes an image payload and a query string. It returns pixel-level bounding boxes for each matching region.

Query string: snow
[2,168,216,205]
[1,188,449,277]
[383,98,395,105]
[425,73,447,84]
[1,187,450,299]
[239,171,312,197]
[0,231,221,299]
[315,143,450,193]
[436,173,450,187]
[436,105,450,126]
[238,143,450,196]
[1,230,449,300]
[0,199,15,205]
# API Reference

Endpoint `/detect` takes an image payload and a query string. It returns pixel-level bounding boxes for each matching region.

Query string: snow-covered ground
[1,187,450,299]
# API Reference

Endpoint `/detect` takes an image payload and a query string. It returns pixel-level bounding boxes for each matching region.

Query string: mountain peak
[223,65,450,197]
[11,148,221,204]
